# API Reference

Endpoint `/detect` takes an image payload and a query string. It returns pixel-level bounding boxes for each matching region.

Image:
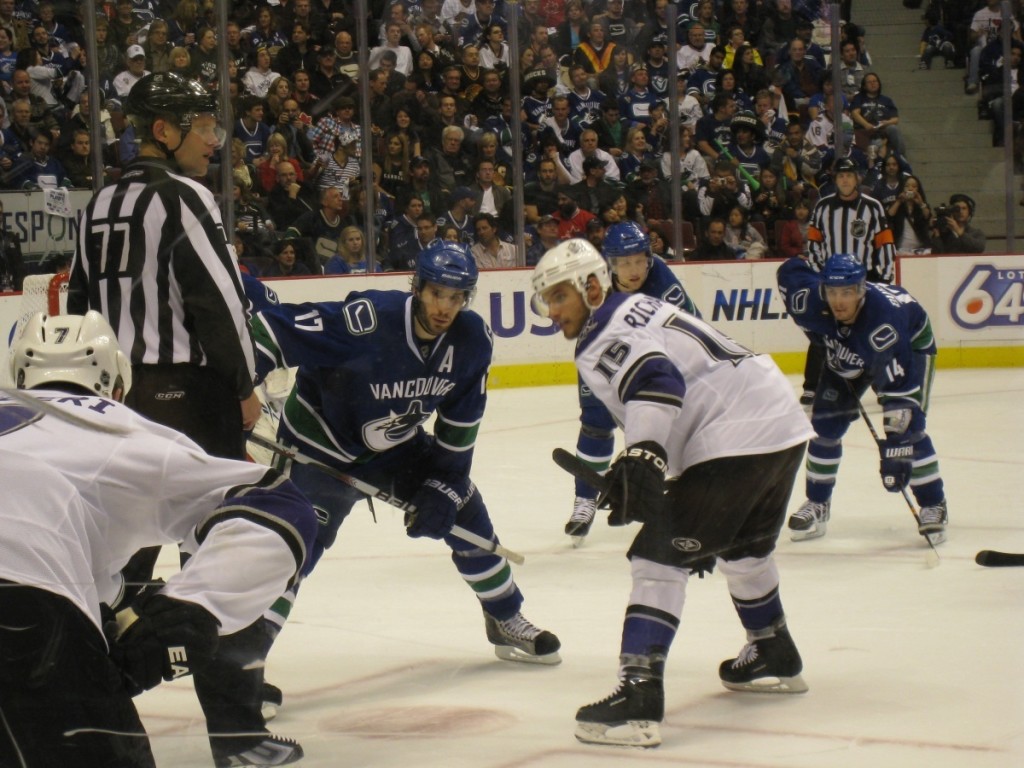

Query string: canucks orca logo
[362,400,430,450]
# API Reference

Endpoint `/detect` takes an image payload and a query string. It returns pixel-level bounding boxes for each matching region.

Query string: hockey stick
[247,433,525,565]
[846,391,941,566]
[975,550,1024,567]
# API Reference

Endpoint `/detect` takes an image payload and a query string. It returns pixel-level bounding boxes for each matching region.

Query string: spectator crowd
[0,0,998,280]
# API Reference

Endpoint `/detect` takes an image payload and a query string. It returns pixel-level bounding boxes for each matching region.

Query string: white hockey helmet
[11,311,132,399]
[530,238,612,317]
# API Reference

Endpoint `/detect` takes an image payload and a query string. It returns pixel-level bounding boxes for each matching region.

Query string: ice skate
[261,682,283,722]
[484,611,561,665]
[918,499,948,545]
[212,732,303,767]
[565,495,597,546]
[788,499,830,541]
[575,673,664,747]
[719,619,808,694]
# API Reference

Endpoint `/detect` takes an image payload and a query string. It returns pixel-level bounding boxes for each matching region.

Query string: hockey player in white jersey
[532,240,814,748]
[0,311,317,768]
[565,221,700,546]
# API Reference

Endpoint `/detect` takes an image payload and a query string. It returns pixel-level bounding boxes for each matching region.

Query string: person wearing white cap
[113,43,150,98]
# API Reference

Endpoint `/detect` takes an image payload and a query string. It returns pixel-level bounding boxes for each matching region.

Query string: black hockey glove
[605,441,668,526]
[406,476,472,539]
[110,590,220,696]
[879,407,914,493]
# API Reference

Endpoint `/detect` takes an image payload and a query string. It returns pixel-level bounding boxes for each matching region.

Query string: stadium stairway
[850,0,1015,251]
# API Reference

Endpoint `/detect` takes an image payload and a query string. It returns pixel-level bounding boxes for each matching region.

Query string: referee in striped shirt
[67,73,296,765]
[800,157,896,402]
[68,72,261,458]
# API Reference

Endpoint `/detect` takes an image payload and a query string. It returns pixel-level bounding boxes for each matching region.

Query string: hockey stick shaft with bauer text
[248,432,525,565]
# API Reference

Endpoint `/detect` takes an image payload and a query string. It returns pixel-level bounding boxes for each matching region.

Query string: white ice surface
[140,369,1024,768]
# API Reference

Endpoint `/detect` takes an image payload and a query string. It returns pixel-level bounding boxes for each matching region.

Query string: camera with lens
[933,203,952,231]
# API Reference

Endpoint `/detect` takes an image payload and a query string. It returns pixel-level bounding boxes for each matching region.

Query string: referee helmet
[125,72,221,138]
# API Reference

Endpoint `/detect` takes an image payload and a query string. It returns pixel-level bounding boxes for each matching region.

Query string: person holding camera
[930,193,986,254]
[887,175,932,254]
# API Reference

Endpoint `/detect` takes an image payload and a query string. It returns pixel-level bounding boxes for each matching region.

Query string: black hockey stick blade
[975,550,1024,567]
[552,447,609,493]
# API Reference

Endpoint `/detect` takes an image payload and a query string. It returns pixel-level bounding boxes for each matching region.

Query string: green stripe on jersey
[435,416,479,450]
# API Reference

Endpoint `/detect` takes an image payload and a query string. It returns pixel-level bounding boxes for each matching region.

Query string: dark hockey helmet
[822,253,866,287]
[125,72,220,134]
[415,240,479,307]
[833,157,859,175]
[603,221,652,277]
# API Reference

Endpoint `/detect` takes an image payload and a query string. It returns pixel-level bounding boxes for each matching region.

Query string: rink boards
[0,253,1021,388]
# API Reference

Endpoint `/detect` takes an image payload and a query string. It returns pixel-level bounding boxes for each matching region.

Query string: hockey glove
[879,407,914,493]
[406,476,472,539]
[605,441,668,526]
[111,590,220,696]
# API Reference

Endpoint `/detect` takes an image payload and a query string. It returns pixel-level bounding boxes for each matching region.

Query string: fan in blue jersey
[248,241,561,685]
[533,239,813,748]
[565,221,700,546]
[777,253,948,543]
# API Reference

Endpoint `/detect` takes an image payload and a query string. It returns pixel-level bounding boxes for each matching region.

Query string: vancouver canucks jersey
[638,256,700,316]
[776,257,936,408]
[251,290,492,477]
[575,293,813,476]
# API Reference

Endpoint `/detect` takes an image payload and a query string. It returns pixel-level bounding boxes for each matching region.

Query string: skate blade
[721,673,809,694]
[922,529,947,546]
[571,534,587,548]
[493,646,562,666]
[574,719,661,748]
[789,523,826,542]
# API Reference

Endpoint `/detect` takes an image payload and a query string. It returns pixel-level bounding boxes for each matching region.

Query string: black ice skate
[212,732,303,767]
[565,495,597,546]
[484,611,561,665]
[719,619,808,694]
[575,672,664,748]
[918,499,948,545]
[788,499,830,541]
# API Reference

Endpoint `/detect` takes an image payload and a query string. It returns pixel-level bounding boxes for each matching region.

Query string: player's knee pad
[811,408,854,441]
[449,488,496,555]
[717,555,779,600]
[628,557,689,617]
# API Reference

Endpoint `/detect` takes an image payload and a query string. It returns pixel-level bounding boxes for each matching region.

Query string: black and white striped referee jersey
[806,191,896,284]
[67,159,256,400]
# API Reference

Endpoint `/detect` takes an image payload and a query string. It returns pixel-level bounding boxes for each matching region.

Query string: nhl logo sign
[851,219,868,239]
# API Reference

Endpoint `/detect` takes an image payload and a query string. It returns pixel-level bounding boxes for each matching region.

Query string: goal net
[13,270,70,344]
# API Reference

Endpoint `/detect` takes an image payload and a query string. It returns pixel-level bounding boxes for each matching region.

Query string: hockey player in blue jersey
[249,241,560,679]
[565,221,700,546]
[777,253,948,543]
[533,239,813,748]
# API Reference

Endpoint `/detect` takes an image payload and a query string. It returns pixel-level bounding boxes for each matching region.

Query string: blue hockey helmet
[603,221,650,260]
[822,253,866,287]
[415,240,479,306]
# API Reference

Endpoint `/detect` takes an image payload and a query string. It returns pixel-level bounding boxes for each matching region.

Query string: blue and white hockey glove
[879,407,914,493]
[406,477,472,539]
[605,441,668,526]
[110,589,220,696]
